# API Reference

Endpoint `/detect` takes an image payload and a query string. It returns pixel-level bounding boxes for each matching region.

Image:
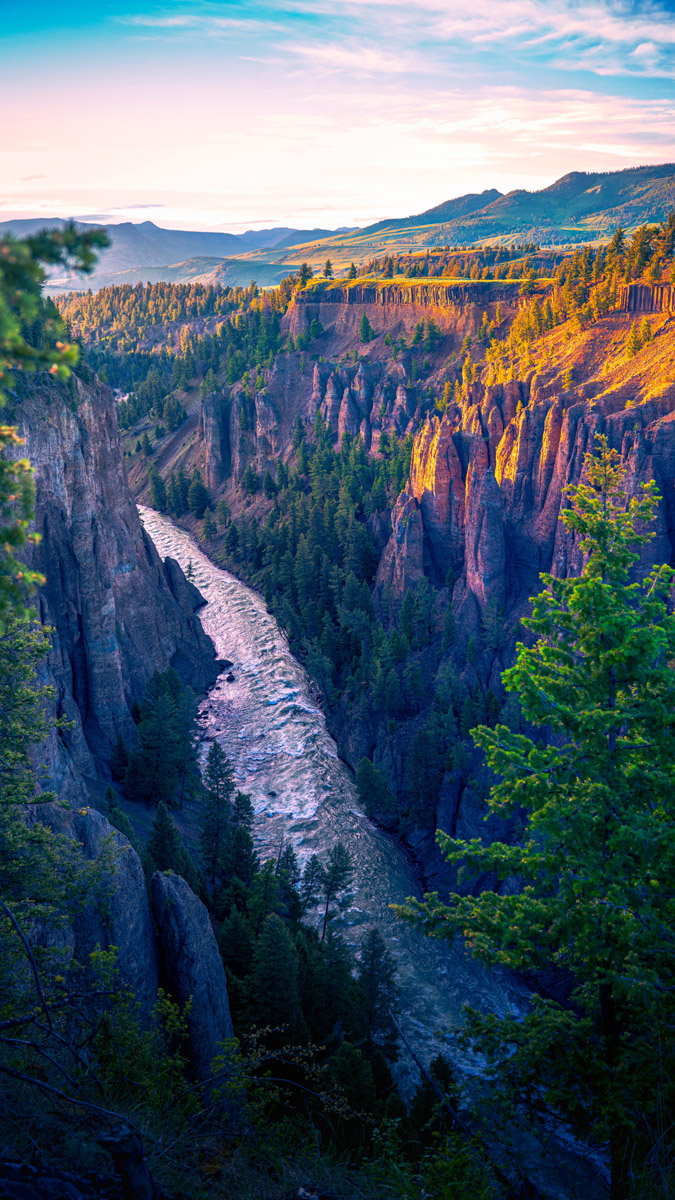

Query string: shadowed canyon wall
[18,375,217,803]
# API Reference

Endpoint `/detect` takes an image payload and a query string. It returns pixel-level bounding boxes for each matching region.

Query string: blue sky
[2,0,675,230]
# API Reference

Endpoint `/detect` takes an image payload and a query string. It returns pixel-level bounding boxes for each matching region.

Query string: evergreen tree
[146,801,190,875]
[141,431,152,457]
[188,469,211,518]
[110,734,129,781]
[356,928,399,1059]
[233,789,254,830]
[242,463,258,495]
[148,465,167,511]
[356,758,393,818]
[176,466,190,514]
[323,259,334,279]
[123,669,198,808]
[348,262,357,279]
[262,469,277,499]
[626,319,642,357]
[320,842,353,940]
[201,507,216,541]
[360,312,374,344]
[299,854,323,917]
[221,823,258,887]
[638,315,653,345]
[246,913,307,1038]
[402,437,675,1198]
[218,907,254,977]
[199,742,235,885]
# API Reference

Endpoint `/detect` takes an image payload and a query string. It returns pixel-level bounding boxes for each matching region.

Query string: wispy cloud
[272,0,675,77]
[285,40,422,75]
[121,11,283,34]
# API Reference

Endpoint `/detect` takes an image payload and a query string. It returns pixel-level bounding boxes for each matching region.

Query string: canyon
[8,255,673,1196]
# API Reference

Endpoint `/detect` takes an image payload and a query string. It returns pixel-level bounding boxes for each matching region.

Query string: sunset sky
[2,0,675,231]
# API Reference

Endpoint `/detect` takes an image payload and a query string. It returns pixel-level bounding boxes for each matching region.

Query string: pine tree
[323,258,333,279]
[356,927,399,1058]
[188,469,211,518]
[201,507,216,541]
[626,318,642,357]
[360,312,374,344]
[141,431,152,457]
[348,262,357,279]
[146,801,189,875]
[401,436,675,1198]
[246,913,306,1038]
[320,842,353,940]
[639,315,653,345]
[110,735,129,781]
[218,907,254,977]
[176,466,190,513]
[262,470,277,499]
[232,790,254,830]
[242,463,258,495]
[298,854,323,917]
[356,758,393,817]
[199,742,235,885]
[220,824,258,886]
[148,466,167,511]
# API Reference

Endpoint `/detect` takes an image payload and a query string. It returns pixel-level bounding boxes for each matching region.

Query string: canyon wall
[18,375,218,802]
[284,279,519,345]
[374,309,675,883]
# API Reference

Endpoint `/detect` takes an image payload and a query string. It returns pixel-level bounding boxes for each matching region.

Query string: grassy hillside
[265,163,675,269]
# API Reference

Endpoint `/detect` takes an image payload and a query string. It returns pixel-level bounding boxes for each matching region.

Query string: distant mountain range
[0,217,352,291]
[5,162,674,290]
[268,163,675,266]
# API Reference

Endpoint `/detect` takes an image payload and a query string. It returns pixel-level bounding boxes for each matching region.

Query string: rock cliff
[17,375,218,801]
[378,314,675,636]
[30,804,233,1076]
[375,305,675,879]
[150,872,234,1078]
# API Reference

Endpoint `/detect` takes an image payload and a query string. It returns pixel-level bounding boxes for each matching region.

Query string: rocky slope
[177,281,521,491]
[16,373,217,804]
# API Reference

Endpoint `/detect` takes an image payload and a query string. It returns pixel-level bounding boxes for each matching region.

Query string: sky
[2,0,675,232]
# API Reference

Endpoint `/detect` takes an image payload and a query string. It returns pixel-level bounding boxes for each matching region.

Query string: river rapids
[139,505,523,1092]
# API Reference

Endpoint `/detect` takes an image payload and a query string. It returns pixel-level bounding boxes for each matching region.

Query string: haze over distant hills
[0,217,352,291]
[272,163,675,267]
[7,162,674,292]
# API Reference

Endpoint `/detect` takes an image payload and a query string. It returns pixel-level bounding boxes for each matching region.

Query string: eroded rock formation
[17,376,217,799]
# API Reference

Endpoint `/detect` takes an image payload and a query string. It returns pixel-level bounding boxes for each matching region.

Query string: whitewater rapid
[139,505,522,1090]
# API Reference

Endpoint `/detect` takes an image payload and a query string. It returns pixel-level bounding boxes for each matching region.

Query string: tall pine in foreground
[400,436,675,1199]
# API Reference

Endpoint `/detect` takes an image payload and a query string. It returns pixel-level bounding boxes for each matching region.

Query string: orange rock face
[377,310,675,643]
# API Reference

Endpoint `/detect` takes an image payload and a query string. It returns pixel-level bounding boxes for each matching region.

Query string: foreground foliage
[401,437,675,1199]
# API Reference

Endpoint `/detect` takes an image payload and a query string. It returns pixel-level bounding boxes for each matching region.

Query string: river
[139,505,524,1093]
